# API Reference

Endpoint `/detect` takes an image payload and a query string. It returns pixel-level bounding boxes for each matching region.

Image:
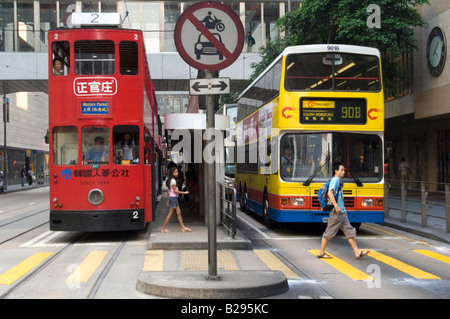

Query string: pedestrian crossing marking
[412,250,450,265]
[143,250,164,271]
[181,250,239,271]
[0,252,53,285]
[254,249,300,279]
[367,250,440,280]
[308,250,373,281]
[65,251,108,283]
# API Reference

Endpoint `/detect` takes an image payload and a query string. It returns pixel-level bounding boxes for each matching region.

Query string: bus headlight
[361,198,374,207]
[88,189,104,205]
[292,198,305,206]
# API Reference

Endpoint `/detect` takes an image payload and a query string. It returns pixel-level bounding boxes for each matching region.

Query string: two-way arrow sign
[189,78,230,95]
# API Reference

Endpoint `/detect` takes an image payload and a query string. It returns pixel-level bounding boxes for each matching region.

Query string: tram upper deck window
[285,53,380,92]
[53,126,78,165]
[120,41,139,75]
[82,127,110,165]
[51,41,70,76]
[75,40,115,75]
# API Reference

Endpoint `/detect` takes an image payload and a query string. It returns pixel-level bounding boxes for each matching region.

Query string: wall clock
[426,26,447,77]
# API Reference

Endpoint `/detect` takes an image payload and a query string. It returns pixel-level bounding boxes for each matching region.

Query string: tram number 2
[132,211,139,219]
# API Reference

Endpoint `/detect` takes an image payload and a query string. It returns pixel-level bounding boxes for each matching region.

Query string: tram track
[1,229,132,299]
[0,209,49,246]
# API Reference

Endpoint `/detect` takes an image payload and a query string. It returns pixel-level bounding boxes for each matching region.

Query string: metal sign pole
[205,71,220,281]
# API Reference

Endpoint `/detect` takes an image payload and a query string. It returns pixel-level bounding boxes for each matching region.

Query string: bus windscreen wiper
[303,154,330,186]
[347,168,363,187]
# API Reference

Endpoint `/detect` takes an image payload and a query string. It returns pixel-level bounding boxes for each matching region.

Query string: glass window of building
[164,2,181,52]
[245,3,261,53]
[143,2,160,53]
[264,3,280,43]
[121,2,141,30]
[101,1,117,13]
[0,1,14,52]
[17,1,35,51]
[59,2,76,28]
[82,1,99,13]
[40,1,57,52]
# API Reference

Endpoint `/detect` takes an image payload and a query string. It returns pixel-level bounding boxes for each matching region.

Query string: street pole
[2,94,7,190]
[205,71,220,281]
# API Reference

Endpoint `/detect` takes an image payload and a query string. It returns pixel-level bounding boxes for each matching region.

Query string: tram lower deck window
[75,40,115,75]
[53,126,78,165]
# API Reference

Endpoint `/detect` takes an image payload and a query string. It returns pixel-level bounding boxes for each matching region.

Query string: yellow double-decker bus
[236,44,384,227]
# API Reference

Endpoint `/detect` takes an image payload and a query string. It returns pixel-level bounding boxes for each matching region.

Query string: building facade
[385,1,450,187]
[0,0,449,187]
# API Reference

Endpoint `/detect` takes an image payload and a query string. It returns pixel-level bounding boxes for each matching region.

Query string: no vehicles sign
[174,1,244,72]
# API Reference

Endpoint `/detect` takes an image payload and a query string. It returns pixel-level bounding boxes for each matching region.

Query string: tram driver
[84,136,109,164]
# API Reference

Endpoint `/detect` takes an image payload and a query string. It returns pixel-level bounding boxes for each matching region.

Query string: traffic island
[136,270,288,299]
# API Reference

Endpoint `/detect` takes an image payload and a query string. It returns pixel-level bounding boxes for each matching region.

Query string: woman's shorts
[168,196,179,208]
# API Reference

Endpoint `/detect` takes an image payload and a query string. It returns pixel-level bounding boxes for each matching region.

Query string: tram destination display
[300,98,367,124]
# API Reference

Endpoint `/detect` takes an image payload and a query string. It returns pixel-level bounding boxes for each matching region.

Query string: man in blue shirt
[84,136,108,164]
[317,161,370,259]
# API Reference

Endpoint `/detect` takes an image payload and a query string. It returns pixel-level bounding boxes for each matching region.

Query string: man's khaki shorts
[322,211,356,240]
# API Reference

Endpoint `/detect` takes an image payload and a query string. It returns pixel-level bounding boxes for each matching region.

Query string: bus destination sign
[300,98,366,124]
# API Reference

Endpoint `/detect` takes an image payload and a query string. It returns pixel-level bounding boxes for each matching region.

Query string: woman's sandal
[181,227,192,232]
[160,228,170,233]
[317,252,332,259]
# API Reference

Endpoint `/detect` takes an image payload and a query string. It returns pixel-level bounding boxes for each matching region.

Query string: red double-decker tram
[48,19,160,231]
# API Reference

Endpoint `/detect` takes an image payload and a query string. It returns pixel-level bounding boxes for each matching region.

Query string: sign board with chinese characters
[73,77,117,96]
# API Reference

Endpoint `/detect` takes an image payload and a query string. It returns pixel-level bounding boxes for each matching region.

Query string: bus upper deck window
[52,41,70,76]
[75,40,115,75]
[120,41,139,75]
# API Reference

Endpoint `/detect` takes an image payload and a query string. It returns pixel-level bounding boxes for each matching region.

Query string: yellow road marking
[368,250,440,279]
[181,250,239,271]
[254,249,300,279]
[413,250,450,265]
[65,251,108,283]
[363,224,433,247]
[143,250,164,271]
[0,252,53,285]
[308,250,373,281]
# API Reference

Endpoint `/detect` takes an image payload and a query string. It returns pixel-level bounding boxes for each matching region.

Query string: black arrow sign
[192,80,228,92]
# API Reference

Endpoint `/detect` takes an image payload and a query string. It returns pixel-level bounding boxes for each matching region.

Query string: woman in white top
[118,133,136,161]
[160,167,191,233]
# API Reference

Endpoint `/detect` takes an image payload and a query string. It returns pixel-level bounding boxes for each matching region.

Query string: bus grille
[312,196,355,208]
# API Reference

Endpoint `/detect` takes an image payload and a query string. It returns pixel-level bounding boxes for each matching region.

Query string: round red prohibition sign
[174,1,244,72]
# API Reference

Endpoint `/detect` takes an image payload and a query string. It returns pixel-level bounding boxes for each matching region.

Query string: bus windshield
[280,133,382,183]
[285,53,380,92]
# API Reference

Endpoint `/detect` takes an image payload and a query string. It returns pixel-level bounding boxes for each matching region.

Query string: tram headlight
[88,189,104,205]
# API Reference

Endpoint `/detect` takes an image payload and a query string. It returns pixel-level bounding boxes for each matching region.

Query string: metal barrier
[385,180,450,233]
[219,184,237,238]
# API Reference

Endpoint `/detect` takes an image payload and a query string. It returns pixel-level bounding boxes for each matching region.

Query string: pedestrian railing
[385,179,450,233]
[219,183,237,238]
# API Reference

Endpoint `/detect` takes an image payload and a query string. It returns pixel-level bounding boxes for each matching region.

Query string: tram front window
[53,126,78,165]
[113,125,140,164]
[75,40,115,75]
[82,127,109,165]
